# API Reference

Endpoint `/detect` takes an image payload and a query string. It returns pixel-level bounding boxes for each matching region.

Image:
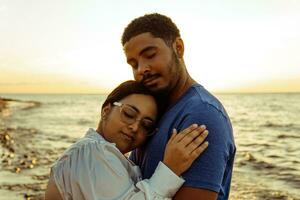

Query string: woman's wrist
[162,160,182,176]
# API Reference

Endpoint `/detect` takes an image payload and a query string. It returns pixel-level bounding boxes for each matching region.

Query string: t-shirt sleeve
[177,102,234,193]
[52,141,184,200]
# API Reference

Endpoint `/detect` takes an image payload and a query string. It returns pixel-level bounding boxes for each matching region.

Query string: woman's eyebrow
[127,104,140,113]
[127,104,155,121]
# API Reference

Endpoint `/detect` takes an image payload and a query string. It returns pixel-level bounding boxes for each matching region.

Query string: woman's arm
[118,124,209,199]
[48,125,208,200]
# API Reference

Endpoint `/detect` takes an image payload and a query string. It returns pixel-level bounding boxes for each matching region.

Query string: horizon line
[1,91,300,95]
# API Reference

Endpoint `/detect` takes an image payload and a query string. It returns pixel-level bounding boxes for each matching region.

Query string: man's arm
[174,186,218,200]
[172,102,234,200]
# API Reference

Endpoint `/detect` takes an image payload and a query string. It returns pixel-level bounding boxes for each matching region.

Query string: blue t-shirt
[130,84,236,200]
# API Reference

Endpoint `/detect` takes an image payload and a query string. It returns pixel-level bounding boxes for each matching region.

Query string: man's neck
[168,75,196,106]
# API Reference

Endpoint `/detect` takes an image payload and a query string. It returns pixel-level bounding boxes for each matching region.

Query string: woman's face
[100,94,157,154]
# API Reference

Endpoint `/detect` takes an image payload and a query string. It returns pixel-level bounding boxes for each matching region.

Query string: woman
[45,80,209,200]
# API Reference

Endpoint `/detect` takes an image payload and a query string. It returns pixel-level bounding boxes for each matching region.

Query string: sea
[0,93,299,200]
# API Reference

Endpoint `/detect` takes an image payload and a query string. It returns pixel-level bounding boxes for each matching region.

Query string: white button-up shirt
[51,128,184,200]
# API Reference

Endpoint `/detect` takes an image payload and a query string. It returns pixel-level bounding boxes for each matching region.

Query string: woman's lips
[121,132,134,141]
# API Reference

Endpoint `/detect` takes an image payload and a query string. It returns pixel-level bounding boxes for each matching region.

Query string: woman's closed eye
[141,119,155,131]
[123,109,137,119]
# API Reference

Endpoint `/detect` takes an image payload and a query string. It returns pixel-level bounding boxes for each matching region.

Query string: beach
[0,94,299,200]
[0,97,75,199]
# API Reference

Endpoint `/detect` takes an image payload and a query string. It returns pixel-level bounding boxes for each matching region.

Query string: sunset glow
[1,0,299,93]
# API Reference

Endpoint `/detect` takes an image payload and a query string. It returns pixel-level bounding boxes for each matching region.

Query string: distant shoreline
[0,96,41,107]
[0,98,6,112]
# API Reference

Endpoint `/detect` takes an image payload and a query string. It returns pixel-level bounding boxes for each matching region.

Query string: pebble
[15,167,21,173]
[24,193,32,200]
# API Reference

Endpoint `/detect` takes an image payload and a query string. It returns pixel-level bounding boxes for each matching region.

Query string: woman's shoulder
[51,129,111,166]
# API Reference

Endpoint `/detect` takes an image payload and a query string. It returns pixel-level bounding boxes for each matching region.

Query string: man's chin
[147,84,169,95]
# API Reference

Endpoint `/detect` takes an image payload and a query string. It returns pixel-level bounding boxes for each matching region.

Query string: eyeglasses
[113,102,157,136]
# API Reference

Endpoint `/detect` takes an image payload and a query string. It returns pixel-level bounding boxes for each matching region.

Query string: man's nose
[137,62,150,75]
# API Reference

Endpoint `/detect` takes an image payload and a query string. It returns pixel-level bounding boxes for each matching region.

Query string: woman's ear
[173,37,184,58]
[101,103,112,120]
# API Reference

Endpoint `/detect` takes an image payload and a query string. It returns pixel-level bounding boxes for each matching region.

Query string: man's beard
[142,50,181,96]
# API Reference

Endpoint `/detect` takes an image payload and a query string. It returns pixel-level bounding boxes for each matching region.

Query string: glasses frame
[113,102,158,136]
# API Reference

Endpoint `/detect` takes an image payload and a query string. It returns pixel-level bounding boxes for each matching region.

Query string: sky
[0,0,300,94]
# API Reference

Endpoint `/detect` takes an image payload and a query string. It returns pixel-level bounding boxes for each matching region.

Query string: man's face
[124,32,181,94]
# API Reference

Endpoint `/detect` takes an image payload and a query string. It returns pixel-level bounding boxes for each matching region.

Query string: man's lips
[142,75,159,86]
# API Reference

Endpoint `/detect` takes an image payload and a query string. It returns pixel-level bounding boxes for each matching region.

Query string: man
[121,13,236,200]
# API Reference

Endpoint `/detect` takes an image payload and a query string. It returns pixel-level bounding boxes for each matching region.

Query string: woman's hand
[163,124,209,176]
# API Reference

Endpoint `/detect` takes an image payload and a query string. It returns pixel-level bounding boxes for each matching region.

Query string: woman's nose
[128,120,141,133]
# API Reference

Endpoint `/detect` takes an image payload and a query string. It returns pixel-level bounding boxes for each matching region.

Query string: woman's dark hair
[102,80,165,120]
[121,13,180,47]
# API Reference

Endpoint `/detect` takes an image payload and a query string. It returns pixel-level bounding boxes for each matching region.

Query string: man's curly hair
[121,13,181,47]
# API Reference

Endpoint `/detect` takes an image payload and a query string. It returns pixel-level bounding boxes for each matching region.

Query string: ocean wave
[41,133,77,143]
[261,121,295,128]
[240,143,271,148]
[238,152,300,189]
[77,119,92,125]
[277,134,300,139]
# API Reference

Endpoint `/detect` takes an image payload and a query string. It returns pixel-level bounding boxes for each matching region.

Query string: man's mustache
[141,73,156,84]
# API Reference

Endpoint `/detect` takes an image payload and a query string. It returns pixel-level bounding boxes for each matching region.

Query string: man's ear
[173,37,184,58]
[101,103,112,119]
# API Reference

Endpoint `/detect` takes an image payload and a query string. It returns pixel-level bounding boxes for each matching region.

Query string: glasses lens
[141,120,155,135]
[120,106,137,124]
[120,104,156,136]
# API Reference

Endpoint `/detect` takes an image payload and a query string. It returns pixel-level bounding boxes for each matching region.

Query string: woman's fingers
[179,125,207,147]
[190,141,209,160]
[185,130,209,152]
[163,124,209,176]
[172,124,199,143]
[168,128,177,143]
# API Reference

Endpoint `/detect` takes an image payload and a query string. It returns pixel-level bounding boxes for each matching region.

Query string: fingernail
[203,130,209,135]
[200,125,206,129]
[193,124,198,128]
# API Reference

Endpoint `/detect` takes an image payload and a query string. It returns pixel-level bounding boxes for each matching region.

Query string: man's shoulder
[180,84,225,113]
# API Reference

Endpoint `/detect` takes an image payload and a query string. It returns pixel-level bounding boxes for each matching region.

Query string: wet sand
[0,98,70,200]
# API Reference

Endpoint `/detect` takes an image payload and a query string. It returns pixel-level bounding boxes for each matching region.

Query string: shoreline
[0,97,65,200]
[0,98,8,113]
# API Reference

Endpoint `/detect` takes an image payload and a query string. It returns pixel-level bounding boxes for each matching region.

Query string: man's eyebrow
[128,104,155,121]
[126,46,157,64]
